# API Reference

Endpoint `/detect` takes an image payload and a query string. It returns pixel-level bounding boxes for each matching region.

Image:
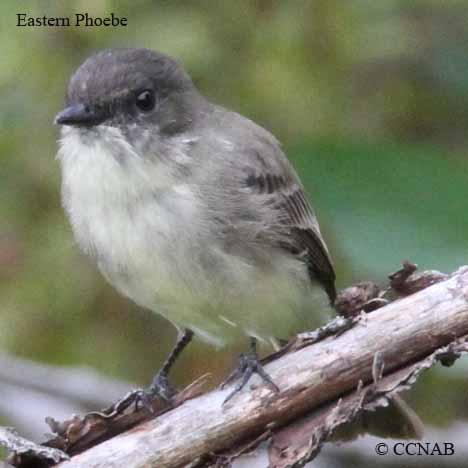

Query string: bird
[55,48,336,404]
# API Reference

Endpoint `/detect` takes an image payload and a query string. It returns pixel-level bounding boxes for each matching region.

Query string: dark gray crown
[67,48,194,106]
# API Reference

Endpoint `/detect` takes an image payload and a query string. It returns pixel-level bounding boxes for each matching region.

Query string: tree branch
[33,265,468,468]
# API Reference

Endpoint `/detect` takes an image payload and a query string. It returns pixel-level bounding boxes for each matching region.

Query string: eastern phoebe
[55,48,336,403]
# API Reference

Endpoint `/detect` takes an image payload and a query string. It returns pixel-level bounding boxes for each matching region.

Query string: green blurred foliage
[1,0,468,454]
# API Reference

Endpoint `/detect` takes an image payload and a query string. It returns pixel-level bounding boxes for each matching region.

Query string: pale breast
[58,127,203,309]
[57,127,330,347]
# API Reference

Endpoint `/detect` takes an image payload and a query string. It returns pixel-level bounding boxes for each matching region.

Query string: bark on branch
[51,265,468,467]
[5,265,468,468]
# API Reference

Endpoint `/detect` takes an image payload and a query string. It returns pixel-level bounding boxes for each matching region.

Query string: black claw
[130,373,176,413]
[133,389,157,413]
[222,338,280,404]
[122,329,194,414]
[150,371,176,403]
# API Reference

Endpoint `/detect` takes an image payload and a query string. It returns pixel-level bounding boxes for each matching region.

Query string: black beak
[54,103,107,127]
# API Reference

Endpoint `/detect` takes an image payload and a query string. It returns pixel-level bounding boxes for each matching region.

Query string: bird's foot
[130,371,176,413]
[221,340,279,403]
[130,328,194,413]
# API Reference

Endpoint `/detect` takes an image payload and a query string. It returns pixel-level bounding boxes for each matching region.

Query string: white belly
[58,127,330,347]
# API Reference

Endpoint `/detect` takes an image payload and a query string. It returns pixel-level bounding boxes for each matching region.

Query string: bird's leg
[135,328,194,411]
[221,336,279,403]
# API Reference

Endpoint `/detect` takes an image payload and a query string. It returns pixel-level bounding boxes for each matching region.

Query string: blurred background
[1,0,468,466]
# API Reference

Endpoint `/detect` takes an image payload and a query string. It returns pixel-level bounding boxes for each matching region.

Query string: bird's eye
[135,90,156,112]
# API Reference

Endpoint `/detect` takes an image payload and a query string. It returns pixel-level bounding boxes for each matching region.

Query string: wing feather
[246,172,336,303]
[200,106,336,302]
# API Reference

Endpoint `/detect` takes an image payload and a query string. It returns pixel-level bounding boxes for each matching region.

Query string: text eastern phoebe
[55,48,336,403]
